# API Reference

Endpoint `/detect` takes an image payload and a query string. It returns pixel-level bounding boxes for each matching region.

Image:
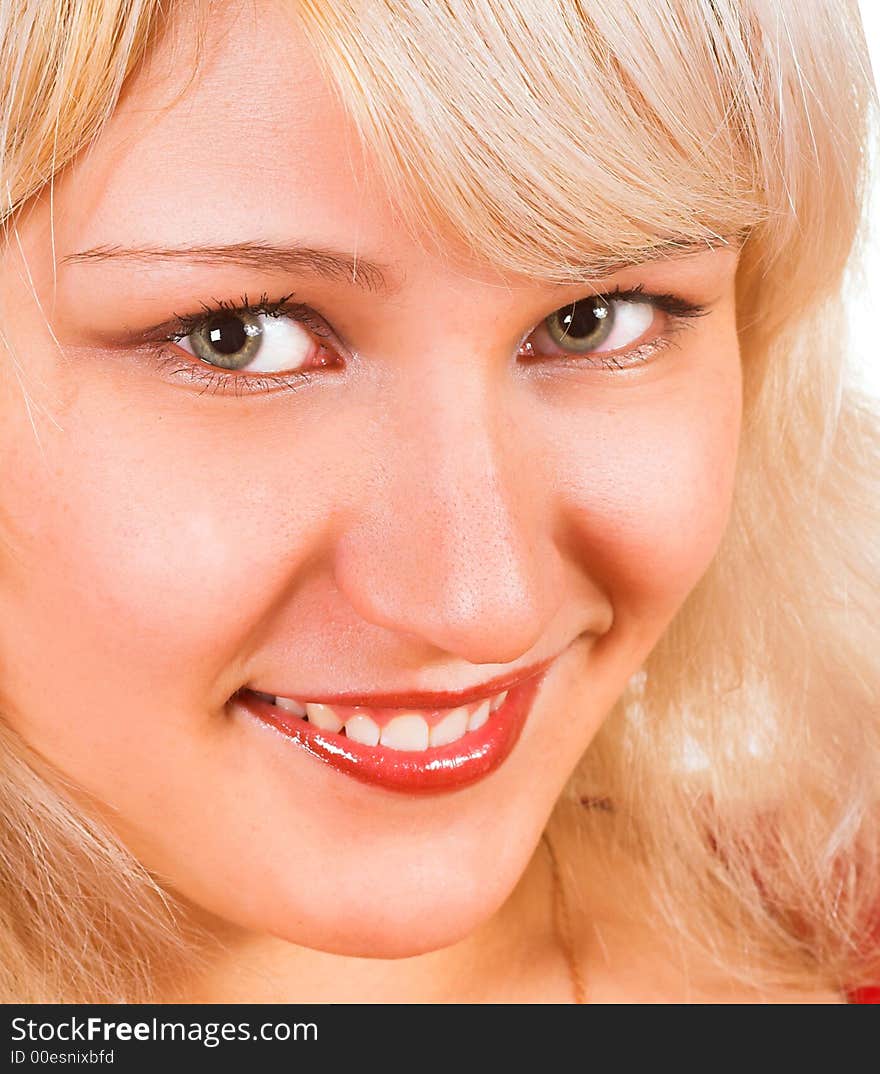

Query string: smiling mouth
[240,686,510,750]
[231,662,554,794]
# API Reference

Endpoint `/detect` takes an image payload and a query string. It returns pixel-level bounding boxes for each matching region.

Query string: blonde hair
[1,0,878,1000]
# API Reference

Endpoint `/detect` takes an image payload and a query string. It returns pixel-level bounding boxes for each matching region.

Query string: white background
[855,1,879,400]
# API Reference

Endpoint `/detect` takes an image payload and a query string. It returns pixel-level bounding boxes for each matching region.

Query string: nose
[332,359,565,666]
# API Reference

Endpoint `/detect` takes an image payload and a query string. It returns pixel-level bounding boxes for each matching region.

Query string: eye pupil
[205,314,249,355]
[560,299,607,340]
[546,297,613,352]
[188,309,266,370]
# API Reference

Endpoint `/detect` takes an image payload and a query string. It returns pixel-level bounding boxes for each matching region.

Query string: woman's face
[0,0,741,956]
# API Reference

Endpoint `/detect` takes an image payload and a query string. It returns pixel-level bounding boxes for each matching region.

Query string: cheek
[0,381,328,780]
[553,355,741,636]
[2,431,234,688]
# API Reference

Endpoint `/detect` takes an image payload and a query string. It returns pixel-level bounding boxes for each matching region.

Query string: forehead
[43,0,753,296]
[51,0,417,277]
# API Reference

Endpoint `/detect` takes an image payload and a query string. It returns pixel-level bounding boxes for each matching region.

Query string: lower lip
[233,667,551,794]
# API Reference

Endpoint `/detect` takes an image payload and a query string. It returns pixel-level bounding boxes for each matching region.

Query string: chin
[242,854,522,961]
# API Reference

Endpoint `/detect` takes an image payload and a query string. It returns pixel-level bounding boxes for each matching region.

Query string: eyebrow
[62,234,739,295]
[555,236,740,279]
[61,241,396,294]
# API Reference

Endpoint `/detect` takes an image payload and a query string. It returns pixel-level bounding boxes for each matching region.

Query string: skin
[0,0,787,1000]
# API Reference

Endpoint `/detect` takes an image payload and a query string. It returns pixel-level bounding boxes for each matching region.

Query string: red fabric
[577,797,880,1002]
[847,985,880,1003]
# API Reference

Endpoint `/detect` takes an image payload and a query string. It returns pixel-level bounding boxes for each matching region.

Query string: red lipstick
[246,660,554,711]
[232,659,553,794]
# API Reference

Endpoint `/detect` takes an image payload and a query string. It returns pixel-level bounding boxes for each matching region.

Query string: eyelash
[151,286,707,397]
[153,292,332,397]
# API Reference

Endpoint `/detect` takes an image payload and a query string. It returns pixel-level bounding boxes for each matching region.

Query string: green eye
[188,311,264,369]
[545,298,613,354]
[177,306,319,375]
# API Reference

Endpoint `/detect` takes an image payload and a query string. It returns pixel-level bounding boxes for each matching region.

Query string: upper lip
[246,655,556,710]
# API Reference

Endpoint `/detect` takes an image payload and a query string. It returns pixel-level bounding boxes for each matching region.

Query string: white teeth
[304,702,344,732]
[261,687,508,751]
[275,696,307,717]
[429,705,469,747]
[380,714,430,751]
[344,714,380,746]
[490,690,508,712]
[468,698,491,731]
